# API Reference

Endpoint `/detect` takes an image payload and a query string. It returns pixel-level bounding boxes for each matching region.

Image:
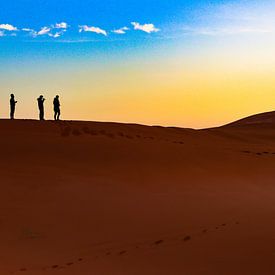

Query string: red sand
[0,116,275,274]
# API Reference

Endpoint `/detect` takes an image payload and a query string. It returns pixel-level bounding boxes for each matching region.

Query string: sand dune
[1,115,275,275]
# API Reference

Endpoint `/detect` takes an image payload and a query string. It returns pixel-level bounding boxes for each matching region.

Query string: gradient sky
[0,0,275,128]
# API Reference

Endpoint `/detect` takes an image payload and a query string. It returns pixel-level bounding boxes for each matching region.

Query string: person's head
[10,94,14,98]
[56,95,59,99]
[40,95,43,99]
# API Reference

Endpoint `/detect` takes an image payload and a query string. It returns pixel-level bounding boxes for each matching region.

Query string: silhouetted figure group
[8,94,61,121]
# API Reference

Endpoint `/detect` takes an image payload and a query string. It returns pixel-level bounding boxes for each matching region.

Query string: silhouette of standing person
[37,95,45,120]
[10,94,17,120]
[53,95,61,121]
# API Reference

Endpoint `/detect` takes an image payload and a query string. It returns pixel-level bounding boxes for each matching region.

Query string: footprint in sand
[66,262,74,266]
[144,136,154,140]
[118,251,127,255]
[183,236,191,242]
[173,141,184,145]
[154,240,164,245]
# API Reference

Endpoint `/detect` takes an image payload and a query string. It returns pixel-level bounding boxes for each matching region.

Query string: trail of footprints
[12,221,241,274]
[59,124,185,145]
[241,150,275,157]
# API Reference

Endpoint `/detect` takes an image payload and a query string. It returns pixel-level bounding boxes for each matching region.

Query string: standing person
[53,95,61,121]
[37,95,45,120]
[10,94,17,120]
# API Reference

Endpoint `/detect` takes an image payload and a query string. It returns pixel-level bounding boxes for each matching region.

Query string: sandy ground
[0,117,275,275]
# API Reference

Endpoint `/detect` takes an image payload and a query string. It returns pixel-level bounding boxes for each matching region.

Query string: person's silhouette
[37,95,45,120]
[53,95,61,121]
[10,94,17,120]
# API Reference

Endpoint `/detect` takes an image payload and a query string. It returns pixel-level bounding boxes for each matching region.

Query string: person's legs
[54,111,57,121]
[57,109,60,120]
[10,107,15,119]
[39,108,44,120]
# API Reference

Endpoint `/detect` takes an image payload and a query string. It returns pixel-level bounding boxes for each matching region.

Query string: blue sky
[0,0,201,29]
[0,0,274,58]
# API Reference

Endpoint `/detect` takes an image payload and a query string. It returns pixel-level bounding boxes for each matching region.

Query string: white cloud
[131,22,160,33]
[49,31,66,38]
[37,27,51,36]
[49,33,60,38]
[0,24,17,31]
[22,28,38,37]
[79,25,107,36]
[55,22,68,29]
[112,26,129,34]
[0,31,4,37]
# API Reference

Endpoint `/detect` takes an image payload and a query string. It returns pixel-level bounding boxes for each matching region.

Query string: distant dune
[1,113,275,275]
[225,111,275,127]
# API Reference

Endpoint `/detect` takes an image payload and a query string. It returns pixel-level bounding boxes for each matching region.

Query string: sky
[0,0,275,128]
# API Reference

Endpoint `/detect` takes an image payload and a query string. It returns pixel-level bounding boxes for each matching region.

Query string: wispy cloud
[0,24,17,31]
[54,22,69,29]
[0,31,5,37]
[131,22,160,33]
[182,26,272,36]
[49,31,66,38]
[79,25,107,36]
[112,26,129,34]
[22,28,38,37]
[37,27,51,36]
[180,2,275,37]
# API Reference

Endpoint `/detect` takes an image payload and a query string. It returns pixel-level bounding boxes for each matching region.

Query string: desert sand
[1,112,275,275]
